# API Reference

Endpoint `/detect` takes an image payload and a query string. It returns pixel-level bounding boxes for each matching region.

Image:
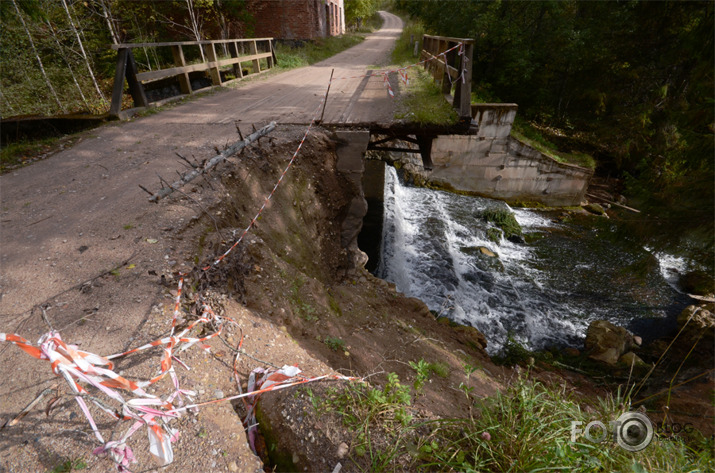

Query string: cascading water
[378,166,689,354]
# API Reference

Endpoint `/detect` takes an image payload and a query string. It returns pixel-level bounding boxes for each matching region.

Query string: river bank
[1,125,711,472]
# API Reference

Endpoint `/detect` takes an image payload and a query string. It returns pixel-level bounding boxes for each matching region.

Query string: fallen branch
[150,122,277,203]
[586,193,641,213]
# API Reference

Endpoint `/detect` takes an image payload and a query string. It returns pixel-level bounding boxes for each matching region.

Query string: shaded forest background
[1,0,713,260]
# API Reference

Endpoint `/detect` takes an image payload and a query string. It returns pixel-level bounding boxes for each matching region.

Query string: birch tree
[10,0,65,112]
[45,19,90,109]
[59,0,106,103]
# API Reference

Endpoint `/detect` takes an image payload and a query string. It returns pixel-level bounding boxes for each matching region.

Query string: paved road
[0,11,403,322]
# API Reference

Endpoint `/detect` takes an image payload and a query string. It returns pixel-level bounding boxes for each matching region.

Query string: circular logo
[615,412,653,452]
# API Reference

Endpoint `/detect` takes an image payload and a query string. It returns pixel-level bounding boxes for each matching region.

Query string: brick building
[247,0,345,40]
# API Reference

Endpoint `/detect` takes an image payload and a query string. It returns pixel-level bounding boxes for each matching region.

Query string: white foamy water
[378,167,597,353]
[646,247,692,291]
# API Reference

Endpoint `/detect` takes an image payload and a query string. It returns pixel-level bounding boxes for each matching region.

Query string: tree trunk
[185,0,206,62]
[46,20,90,110]
[60,0,107,103]
[11,0,65,113]
[98,0,120,44]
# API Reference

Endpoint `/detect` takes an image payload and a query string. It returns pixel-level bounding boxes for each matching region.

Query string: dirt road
[0,12,402,472]
[0,10,402,322]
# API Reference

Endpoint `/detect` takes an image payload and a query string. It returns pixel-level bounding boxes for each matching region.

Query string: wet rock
[679,271,715,296]
[584,320,635,365]
[563,347,580,357]
[583,203,606,215]
[450,323,488,351]
[619,351,647,367]
[479,246,497,258]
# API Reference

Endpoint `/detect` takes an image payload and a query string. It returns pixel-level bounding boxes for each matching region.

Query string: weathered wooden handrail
[109,38,276,118]
[420,34,474,119]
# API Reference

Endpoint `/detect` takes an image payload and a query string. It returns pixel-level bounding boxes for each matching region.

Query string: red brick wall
[247,0,343,40]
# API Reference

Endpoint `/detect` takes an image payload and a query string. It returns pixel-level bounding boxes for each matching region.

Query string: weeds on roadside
[389,18,458,126]
[48,457,87,473]
[275,34,367,70]
[1,137,64,172]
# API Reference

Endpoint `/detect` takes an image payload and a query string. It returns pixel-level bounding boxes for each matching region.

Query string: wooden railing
[109,38,276,117]
[420,34,474,120]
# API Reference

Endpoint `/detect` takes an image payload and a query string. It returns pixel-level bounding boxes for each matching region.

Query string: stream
[377,166,694,354]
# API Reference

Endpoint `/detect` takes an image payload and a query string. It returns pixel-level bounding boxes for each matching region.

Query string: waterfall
[377,166,684,354]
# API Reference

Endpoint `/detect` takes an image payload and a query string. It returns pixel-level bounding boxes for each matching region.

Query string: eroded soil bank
[1,125,711,472]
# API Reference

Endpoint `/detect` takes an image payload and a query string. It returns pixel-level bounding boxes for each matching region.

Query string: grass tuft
[307,367,713,472]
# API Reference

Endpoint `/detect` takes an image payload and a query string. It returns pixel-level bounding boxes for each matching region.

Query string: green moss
[511,119,596,169]
[327,292,343,317]
[486,227,503,243]
[482,207,522,240]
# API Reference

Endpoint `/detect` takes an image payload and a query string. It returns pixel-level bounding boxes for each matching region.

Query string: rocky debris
[679,271,715,297]
[583,202,606,215]
[618,351,647,367]
[584,320,637,365]
[479,246,497,258]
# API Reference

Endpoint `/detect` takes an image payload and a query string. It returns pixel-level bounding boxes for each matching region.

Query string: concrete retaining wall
[427,104,592,206]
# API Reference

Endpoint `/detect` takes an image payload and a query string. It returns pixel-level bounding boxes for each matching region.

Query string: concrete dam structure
[428,104,593,207]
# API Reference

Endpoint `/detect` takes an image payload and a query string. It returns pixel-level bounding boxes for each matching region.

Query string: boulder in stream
[679,271,715,296]
[618,351,647,367]
[584,320,637,365]
[583,202,606,215]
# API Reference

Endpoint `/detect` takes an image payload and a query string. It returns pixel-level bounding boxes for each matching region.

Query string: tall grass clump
[416,375,713,472]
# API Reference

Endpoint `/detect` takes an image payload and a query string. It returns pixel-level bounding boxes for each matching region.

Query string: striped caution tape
[1,330,182,470]
[383,72,395,98]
